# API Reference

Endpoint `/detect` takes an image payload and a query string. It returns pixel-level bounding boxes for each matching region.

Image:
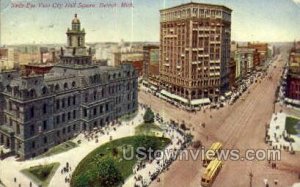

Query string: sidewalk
[0,107,146,187]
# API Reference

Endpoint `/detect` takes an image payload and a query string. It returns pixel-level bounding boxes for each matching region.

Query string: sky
[0,0,300,45]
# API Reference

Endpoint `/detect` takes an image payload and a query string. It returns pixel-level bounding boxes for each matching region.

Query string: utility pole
[0,0,2,47]
[249,171,253,187]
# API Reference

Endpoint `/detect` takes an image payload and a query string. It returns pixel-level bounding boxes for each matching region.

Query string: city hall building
[159,2,232,105]
[0,14,138,159]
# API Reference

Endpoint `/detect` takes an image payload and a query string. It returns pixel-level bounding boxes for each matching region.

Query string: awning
[172,94,189,104]
[150,86,158,91]
[161,90,173,98]
[225,91,232,97]
[142,80,149,85]
[191,98,211,105]
[149,81,158,86]
[285,98,300,105]
[160,90,188,104]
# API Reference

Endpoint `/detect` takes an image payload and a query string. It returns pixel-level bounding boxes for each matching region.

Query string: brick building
[143,45,160,86]
[248,42,268,66]
[286,42,300,101]
[159,2,232,104]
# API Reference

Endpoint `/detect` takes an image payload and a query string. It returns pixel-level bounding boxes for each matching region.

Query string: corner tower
[60,14,92,66]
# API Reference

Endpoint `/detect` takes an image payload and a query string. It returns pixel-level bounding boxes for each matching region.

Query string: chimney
[40,51,43,63]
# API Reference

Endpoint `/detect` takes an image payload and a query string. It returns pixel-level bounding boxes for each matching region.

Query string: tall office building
[159,2,232,103]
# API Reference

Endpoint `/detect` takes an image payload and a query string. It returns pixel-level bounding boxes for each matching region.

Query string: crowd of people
[131,106,192,187]
[61,162,72,184]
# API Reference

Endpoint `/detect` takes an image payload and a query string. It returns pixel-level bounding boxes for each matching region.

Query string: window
[84,109,87,117]
[62,114,65,122]
[55,84,60,91]
[93,91,97,100]
[30,125,34,135]
[43,137,47,144]
[73,124,76,131]
[93,108,97,116]
[43,103,47,114]
[56,116,60,124]
[62,98,65,108]
[32,141,35,148]
[42,87,47,95]
[56,100,60,110]
[64,83,68,89]
[67,126,71,133]
[30,106,35,118]
[68,112,71,120]
[8,101,12,110]
[16,124,20,135]
[85,93,88,102]
[43,120,47,130]
[73,96,76,105]
[73,110,76,119]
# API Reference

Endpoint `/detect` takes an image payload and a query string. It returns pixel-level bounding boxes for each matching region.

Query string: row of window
[31,124,77,149]
[83,103,109,118]
[56,110,77,125]
[56,96,77,110]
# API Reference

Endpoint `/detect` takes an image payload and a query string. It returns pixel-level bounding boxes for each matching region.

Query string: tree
[111,147,118,157]
[133,136,160,160]
[96,157,123,187]
[143,108,154,123]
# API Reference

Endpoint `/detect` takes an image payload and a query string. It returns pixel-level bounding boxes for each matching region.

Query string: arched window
[6,85,12,92]
[55,84,60,91]
[14,87,20,97]
[64,83,68,89]
[29,89,36,98]
[42,87,47,95]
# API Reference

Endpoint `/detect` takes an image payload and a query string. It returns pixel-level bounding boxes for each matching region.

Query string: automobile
[210,104,217,109]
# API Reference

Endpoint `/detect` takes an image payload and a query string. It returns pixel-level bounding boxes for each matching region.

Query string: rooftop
[160,2,232,12]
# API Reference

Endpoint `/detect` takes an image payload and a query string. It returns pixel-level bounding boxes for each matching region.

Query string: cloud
[292,0,300,4]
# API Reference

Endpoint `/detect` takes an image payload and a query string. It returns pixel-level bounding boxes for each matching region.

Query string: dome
[72,14,80,24]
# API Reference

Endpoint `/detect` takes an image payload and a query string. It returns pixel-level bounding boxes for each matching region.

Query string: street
[139,52,300,187]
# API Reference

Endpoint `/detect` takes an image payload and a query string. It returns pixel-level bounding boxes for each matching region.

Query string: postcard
[0,0,300,187]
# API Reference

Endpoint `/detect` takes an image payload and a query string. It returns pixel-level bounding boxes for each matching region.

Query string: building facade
[0,15,138,159]
[248,42,268,66]
[234,47,259,79]
[228,57,236,89]
[159,2,232,103]
[286,42,300,101]
[143,45,160,85]
[114,51,144,76]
